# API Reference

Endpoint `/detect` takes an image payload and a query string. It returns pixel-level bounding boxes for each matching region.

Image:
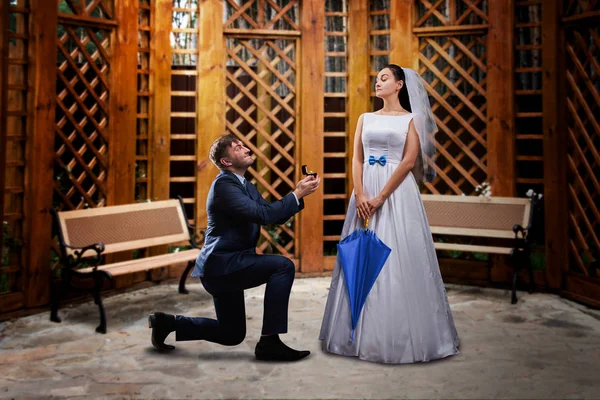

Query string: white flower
[538,194,543,199]
[526,189,534,197]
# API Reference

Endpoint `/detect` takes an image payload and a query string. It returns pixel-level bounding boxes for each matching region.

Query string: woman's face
[375,68,402,99]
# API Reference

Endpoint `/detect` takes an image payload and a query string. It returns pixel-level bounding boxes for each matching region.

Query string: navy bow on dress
[368,155,387,166]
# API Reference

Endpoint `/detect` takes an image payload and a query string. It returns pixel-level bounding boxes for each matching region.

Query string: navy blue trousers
[174,254,295,345]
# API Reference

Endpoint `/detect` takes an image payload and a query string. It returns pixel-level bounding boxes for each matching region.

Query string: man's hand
[293,175,321,199]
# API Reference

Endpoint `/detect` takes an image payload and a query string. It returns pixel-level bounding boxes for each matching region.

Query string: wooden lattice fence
[1,0,600,317]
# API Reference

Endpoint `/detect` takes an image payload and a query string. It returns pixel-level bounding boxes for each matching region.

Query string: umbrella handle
[364,217,369,229]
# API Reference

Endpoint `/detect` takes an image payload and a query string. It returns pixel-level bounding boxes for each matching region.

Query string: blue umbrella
[337,218,392,342]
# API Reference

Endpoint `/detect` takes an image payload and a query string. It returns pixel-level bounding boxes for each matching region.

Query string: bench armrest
[177,195,206,249]
[185,224,206,249]
[62,242,105,270]
[512,224,527,239]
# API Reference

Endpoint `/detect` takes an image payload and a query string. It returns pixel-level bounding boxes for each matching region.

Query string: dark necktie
[243,179,254,199]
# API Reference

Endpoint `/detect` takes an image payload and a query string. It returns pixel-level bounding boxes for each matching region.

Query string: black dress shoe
[255,335,310,362]
[148,312,175,350]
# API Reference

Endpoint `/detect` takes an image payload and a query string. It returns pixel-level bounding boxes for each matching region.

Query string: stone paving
[1,277,600,399]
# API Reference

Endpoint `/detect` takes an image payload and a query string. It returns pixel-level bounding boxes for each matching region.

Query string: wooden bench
[50,197,204,333]
[421,194,540,304]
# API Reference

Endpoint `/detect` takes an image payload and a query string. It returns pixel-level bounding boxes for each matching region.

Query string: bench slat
[78,248,200,277]
[430,226,516,239]
[434,242,512,255]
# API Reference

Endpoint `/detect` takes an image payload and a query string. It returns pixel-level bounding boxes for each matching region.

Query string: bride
[319,64,460,364]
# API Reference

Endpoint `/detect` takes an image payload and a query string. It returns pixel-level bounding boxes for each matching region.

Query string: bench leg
[50,271,71,323]
[527,260,535,294]
[511,268,519,304]
[92,272,108,334]
[178,260,194,294]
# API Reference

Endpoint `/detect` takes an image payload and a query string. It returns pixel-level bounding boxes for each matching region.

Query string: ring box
[301,165,317,178]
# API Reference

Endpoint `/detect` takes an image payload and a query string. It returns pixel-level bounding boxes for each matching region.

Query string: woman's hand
[367,194,385,212]
[355,193,371,220]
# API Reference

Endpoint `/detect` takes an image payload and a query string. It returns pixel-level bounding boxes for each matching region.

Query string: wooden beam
[347,0,370,196]
[0,0,9,260]
[299,0,324,272]
[390,0,418,70]
[195,0,225,228]
[486,0,515,197]
[108,0,138,206]
[542,0,567,289]
[151,0,173,202]
[23,0,58,307]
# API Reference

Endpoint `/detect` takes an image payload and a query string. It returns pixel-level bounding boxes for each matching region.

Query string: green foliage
[169,246,191,253]
[265,220,293,255]
[0,274,8,294]
[2,221,22,267]
[2,221,22,293]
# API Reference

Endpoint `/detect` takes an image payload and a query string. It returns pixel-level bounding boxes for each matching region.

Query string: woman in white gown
[319,65,459,364]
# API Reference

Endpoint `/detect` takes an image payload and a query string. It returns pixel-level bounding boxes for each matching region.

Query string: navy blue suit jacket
[193,170,304,277]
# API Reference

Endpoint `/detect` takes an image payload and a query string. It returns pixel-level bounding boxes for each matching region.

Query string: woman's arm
[352,114,371,220]
[367,119,420,211]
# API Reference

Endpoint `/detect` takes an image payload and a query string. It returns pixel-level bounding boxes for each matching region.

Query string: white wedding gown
[319,112,460,364]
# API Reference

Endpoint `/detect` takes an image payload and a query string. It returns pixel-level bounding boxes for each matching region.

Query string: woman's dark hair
[385,64,412,112]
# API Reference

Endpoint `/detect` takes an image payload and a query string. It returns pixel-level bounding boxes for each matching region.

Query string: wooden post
[487,0,515,197]
[108,0,139,206]
[347,0,370,195]
[390,0,418,70]
[0,0,8,259]
[195,0,225,228]
[487,0,516,283]
[151,0,173,202]
[542,0,567,289]
[299,0,324,272]
[23,0,58,307]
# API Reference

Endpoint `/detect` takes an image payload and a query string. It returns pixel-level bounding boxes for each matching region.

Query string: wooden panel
[225,37,298,257]
[563,273,600,308]
[196,0,225,227]
[347,0,369,196]
[415,0,489,28]
[54,17,112,210]
[151,0,173,202]
[323,0,349,258]
[136,0,153,202]
[415,1,490,196]
[224,0,300,31]
[390,0,418,70]
[108,0,138,206]
[514,1,544,198]
[23,0,58,307]
[2,0,30,307]
[0,292,24,314]
[368,0,391,110]
[487,0,515,197]
[171,1,199,225]
[564,20,600,293]
[299,0,324,272]
[542,0,567,289]
[0,0,8,261]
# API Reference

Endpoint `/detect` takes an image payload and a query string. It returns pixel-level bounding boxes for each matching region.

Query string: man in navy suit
[149,134,320,361]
